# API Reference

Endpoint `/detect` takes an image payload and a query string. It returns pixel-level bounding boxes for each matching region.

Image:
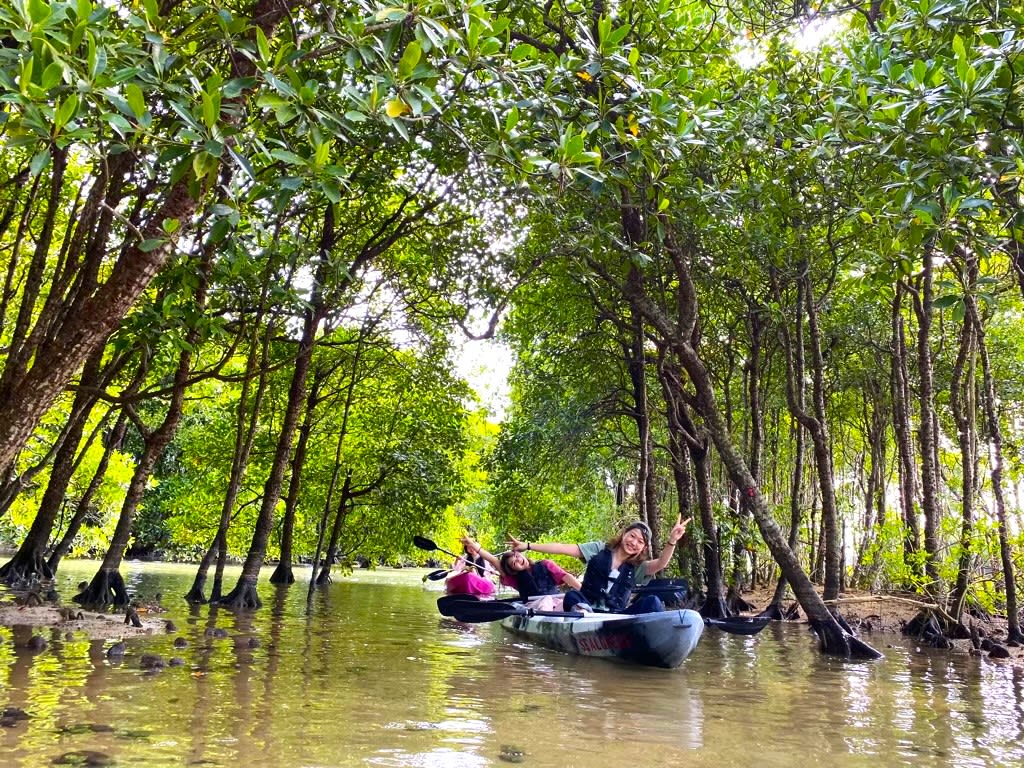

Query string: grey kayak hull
[500,608,704,668]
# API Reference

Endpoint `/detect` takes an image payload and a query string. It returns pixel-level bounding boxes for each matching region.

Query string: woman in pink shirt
[461,536,581,609]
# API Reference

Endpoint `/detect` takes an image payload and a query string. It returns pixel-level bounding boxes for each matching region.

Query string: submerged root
[700,595,733,619]
[757,603,787,621]
[0,549,54,586]
[73,570,130,607]
[217,581,262,610]
[184,574,209,604]
[269,563,295,585]
[809,618,883,660]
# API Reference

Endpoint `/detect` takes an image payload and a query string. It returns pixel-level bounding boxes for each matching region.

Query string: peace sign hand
[668,515,690,546]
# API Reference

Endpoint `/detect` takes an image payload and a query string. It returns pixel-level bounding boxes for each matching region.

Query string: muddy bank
[0,603,167,640]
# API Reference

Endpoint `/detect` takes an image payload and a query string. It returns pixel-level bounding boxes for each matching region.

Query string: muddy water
[1,562,1022,768]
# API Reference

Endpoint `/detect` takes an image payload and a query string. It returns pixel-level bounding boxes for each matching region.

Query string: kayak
[500,608,704,668]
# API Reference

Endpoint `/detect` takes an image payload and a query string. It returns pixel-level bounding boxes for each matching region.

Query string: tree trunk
[766,411,805,618]
[624,267,660,542]
[891,285,921,574]
[219,240,332,609]
[948,295,977,623]
[75,334,197,607]
[910,244,942,590]
[187,325,270,603]
[317,471,353,585]
[967,296,1023,642]
[0,348,104,583]
[802,274,842,601]
[270,365,326,585]
[48,412,129,573]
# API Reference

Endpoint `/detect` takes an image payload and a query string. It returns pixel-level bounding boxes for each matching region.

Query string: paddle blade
[413,535,437,552]
[437,595,521,622]
[425,569,450,581]
[705,615,771,636]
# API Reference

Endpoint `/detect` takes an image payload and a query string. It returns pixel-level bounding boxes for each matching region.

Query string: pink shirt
[499,559,568,588]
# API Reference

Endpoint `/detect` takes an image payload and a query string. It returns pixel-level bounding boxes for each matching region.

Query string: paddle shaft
[413,536,488,574]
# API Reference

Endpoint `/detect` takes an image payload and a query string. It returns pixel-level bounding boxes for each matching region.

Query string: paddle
[422,569,451,582]
[436,595,584,623]
[413,535,488,574]
[703,615,772,636]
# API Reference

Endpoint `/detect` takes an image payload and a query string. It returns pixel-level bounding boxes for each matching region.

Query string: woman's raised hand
[668,515,691,545]
[507,534,526,552]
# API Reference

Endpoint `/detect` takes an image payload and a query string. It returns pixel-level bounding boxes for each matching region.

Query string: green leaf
[607,24,630,46]
[933,295,961,309]
[41,61,63,90]
[29,148,50,177]
[255,26,271,62]
[322,179,341,204]
[55,94,79,128]
[270,148,304,165]
[398,41,422,79]
[139,238,165,252]
[162,217,180,234]
[202,92,217,129]
[511,44,536,61]
[504,106,519,133]
[27,0,51,24]
[125,83,146,118]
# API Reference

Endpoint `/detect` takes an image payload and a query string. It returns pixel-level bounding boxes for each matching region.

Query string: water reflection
[1,562,1022,767]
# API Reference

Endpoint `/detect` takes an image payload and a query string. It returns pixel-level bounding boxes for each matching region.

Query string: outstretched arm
[508,534,582,559]
[460,536,501,571]
[561,572,582,590]
[643,516,690,576]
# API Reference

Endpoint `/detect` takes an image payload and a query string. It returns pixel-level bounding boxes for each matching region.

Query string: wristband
[526,542,531,551]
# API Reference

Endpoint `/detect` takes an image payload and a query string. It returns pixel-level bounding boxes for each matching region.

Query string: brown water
[1,561,1022,768]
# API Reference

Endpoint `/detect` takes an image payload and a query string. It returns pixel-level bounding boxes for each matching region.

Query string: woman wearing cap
[460,535,581,609]
[507,515,689,614]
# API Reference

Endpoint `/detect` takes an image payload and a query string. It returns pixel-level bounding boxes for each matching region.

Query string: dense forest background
[0,0,1022,652]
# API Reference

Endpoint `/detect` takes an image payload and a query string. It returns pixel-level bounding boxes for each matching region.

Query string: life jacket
[511,561,560,600]
[580,547,636,612]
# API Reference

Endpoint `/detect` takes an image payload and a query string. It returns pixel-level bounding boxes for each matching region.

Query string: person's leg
[563,589,593,612]
[625,595,664,614]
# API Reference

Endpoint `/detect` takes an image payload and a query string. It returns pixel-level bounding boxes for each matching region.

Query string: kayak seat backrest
[631,578,690,608]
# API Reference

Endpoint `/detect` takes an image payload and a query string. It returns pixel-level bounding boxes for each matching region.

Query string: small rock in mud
[52,750,114,766]
[499,744,526,763]
[139,654,165,670]
[105,642,126,658]
[0,707,30,728]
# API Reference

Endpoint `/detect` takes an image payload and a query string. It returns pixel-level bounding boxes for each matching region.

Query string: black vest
[512,561,560,600]
[580,547,636,612]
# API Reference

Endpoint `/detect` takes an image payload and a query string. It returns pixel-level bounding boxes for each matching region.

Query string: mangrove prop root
[217,581,262,610]
[268,563,295,585]
[0,550,54,585]
[73,570,129,607]
[700,596,733,620]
